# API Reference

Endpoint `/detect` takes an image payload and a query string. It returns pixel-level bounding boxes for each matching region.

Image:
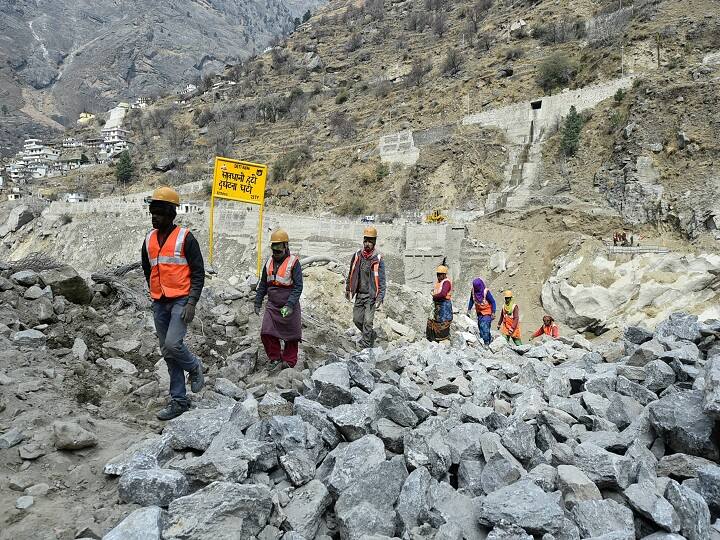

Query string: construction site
[2,0,720,538]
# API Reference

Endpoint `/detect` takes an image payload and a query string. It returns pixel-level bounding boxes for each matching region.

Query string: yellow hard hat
[150,186,180,206]
[363,226,378,239]
[504,290,513,298]
[436,265,449,274]
[270,228,289,243]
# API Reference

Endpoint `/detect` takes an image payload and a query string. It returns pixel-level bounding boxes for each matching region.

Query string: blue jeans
[477,316,492,345]
[152,297,199,406]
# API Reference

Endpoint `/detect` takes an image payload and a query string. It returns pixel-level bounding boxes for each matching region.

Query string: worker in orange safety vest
[532,315,560,339]
[141,186,205,421]
[497,290,522,345]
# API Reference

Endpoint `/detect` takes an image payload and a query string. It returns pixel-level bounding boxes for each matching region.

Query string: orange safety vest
[146,227,191,300]
[266,254,299,287]
[500,303,521,338]
[433,278,453,300]
[537,324,559,338]
[348,251,382,299]
[474,287,493,316]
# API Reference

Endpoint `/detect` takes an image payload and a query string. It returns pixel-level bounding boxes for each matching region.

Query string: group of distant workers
[426,265,559,345]
[140,186,559,421]
[613,230,636,247]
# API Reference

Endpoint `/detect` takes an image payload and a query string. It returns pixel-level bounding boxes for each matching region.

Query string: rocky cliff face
[0,0,323,152]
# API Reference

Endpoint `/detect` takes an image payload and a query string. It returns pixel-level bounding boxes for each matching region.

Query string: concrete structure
[379,130,419,165]
[104,103,129,131]
[65,192,89,203]
[178,202,202,214]
[62,137,82,148]
[463,76,635,212]
[177,83,198,96]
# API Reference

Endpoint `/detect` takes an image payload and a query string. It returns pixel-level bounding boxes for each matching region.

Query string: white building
[178,83,198,96]
[65,192,88,203]
[131,97,150,109]
[62,137,82,148]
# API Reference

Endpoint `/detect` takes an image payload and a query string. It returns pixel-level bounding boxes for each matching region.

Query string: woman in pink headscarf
[467,277,496,346]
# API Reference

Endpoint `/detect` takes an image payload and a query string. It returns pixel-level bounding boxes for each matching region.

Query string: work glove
[280,305,293,318]
[181,303,196,324]
[254,305,261,316]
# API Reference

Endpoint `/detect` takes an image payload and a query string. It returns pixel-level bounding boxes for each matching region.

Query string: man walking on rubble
[346,226,386,349]
[141,186,205,421]
[255,228,303,369]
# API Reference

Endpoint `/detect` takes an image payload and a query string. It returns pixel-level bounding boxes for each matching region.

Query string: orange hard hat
[363,226,378,239]
[270,228,289,243]
[150,186,180,206]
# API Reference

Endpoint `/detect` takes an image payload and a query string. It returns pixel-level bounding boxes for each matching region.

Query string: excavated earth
[3,259,720,539]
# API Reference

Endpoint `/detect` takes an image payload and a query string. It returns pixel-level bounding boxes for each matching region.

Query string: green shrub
[271,145,312,182]
[614,88,626,103]
[560,105,583,156]
[537,53,575,93]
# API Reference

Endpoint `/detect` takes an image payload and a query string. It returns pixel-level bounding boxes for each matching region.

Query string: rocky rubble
[91,310,720,539]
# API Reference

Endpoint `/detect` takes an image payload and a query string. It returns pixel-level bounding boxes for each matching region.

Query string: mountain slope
[0,0,324,153]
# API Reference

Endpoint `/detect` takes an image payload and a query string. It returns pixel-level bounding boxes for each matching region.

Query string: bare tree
[329,111,356,139]
[442,48,464,77]
[406,58,432,87]
[433,12,448,37]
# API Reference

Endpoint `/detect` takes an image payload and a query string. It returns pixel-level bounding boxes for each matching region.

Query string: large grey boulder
[625,326,654,345]
[570,499,635,537]
[664,479,711,540]
[169,450,249,484]
[335,457,408,539]
[104,434,174,476]
[53,421,97,450]
[703,355,720,418]
[500,419,536,463]
[375,417,410,453]
[698,465,720,511]
[284,480,332,539]
[624,481,680,532]
[430,480,487,540]
[103,506,166,540]
[328,403,372,441]
[657,453,716,479]
[656,312,702,342]
[397,466,433,531]
[573,442,634,489]
[2,206,35,235]
[557,464,602,507]
[163,407,231,451]
[404,417,452,479]
[334,502,396,539]
[649,390,719,460]
[328,434,386,495]
[644,360,676,392]
[38,266,92,304]
[163,482,272,539]
[293,396,341,448]
[478,480,564,535]
[12,329,46,347]
[375,386,419,427]
[312,362,352,407]
[118,468,189,507]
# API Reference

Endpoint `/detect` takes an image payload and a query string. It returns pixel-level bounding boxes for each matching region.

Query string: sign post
[209,156,267,276]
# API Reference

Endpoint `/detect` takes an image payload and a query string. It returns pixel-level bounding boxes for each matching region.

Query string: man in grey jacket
[345,226,386,349]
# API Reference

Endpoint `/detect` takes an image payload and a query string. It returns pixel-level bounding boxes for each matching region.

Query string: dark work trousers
[152,297,200,406]
[353,294,377,348]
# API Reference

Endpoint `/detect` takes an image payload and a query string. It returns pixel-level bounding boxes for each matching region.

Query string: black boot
[189,361,205,393]
[156,400,189,421]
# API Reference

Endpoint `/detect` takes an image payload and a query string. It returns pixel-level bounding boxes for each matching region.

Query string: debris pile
[94,306,720,539]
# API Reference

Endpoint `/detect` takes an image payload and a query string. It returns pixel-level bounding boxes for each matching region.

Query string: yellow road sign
[212,157,266,205]
[209,156,268,275]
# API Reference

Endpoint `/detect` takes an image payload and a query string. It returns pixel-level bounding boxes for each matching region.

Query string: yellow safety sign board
[212,157,267,205]
[209,156,268,275]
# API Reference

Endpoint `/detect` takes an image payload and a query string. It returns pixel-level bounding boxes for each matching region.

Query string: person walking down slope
[497,290,522,345]
[345,226,386,349]
[467,277,496,346]
[532,315,560,340]
[255,228,303,369]
[427,263,453,342]
[141,187,205,421]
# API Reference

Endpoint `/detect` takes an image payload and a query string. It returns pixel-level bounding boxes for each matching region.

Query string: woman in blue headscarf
[467,277,496,345]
